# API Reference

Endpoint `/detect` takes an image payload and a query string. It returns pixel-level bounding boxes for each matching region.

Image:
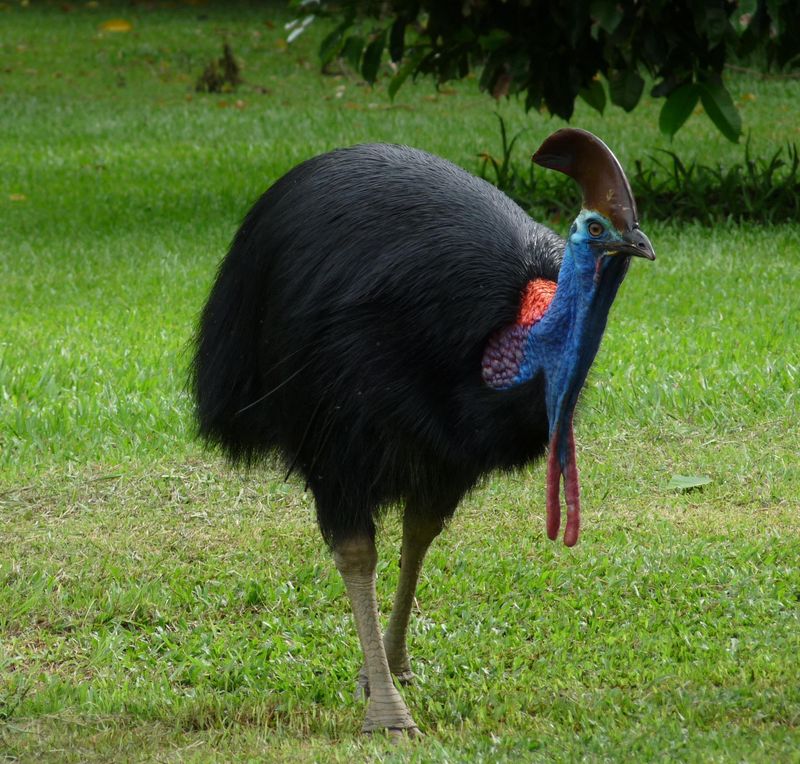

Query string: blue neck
[526,239,629,463]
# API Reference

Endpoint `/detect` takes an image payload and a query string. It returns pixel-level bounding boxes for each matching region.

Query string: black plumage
[193,134,654,736]
[193,143,564,544]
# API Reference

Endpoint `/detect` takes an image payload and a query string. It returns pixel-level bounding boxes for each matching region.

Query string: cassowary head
[533,128,655,287]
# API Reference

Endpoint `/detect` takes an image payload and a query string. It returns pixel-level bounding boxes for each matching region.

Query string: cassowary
[192,129,654,737]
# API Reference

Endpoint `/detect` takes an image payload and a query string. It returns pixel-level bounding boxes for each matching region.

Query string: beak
[603,227,656,261]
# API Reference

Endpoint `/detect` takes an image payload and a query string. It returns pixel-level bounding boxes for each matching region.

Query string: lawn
[1,2,799,762]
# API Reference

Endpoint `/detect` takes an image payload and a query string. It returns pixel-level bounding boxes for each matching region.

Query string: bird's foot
[354,665,415,701]
[362,708,420,739]
[365,724,423,742]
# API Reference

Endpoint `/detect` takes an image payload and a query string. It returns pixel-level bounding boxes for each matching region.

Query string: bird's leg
[333,535,419,736]
[384,512,444,678]
[356,511,444,699]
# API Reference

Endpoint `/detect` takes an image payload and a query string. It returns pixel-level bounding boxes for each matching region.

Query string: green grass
[1,2,799,761]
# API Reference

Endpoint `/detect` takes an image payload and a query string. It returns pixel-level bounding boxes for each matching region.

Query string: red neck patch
[518,278,557,326]
[482,277,558,390]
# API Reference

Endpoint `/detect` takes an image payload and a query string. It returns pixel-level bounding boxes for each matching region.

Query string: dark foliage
[293,0,800,141]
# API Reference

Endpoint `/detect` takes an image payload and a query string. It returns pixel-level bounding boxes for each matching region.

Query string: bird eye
[588,221,604,237]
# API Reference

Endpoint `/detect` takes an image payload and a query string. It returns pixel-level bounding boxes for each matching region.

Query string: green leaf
[659,83,700,138]
[361,30,386,84]
[579,79,606,115]
[734,0,758,34]
[387,48,425,100]
[524,88,542,112]
[318,8,354,66]
[702,7,730,44]
[608,69,644,112]
[766,0,783,35]
[590,0,623,33]
[387,67,410,100]
[478,52,502,92]
[341,35,364,72]
[388,16,405,62]
[319,25,346,66]
[699,80,742,143]
[478,28,510,52]
[667,475,712,492]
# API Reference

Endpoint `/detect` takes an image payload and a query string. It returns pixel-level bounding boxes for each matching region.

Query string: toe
[354,667,370,701]
[393,669,415,686]
[364,725,423,742]
[388,725,422,742]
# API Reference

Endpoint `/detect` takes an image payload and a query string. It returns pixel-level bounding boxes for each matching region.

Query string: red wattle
[545,423,581,546]
[546,431,561,540]
[563,422,581,547]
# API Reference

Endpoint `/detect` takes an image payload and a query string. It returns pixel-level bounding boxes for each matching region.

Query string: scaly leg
[384,512,444,678]
[356,510,444,698]
[333,535,420,736]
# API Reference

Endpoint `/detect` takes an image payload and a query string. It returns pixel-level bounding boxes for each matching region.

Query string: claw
[364,725,423,742]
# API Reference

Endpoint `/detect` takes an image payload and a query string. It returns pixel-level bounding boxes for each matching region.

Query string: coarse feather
[193,143,564,543]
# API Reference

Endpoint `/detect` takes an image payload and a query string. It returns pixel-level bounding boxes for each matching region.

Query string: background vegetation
[1,2,798,761]
[298,0,800,142]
